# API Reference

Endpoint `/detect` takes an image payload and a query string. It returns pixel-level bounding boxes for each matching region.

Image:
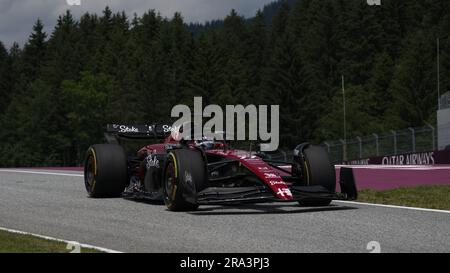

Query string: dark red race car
[84,124,357,211]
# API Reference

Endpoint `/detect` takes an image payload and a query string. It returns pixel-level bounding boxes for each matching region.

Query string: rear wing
[104,124,174,144]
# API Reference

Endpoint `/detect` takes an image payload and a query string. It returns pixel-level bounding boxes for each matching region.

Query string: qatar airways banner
[344,150,450,165]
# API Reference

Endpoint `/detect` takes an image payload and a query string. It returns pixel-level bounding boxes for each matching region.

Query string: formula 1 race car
[83,124,357,211]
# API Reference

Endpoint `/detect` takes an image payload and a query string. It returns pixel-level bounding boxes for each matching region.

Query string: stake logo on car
[146,155,160,169]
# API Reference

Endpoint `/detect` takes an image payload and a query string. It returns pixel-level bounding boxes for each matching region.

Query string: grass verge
[0,229,103,253]
[357,185,450,211]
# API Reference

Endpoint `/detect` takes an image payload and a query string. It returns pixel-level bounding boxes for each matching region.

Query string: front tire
[297,145,336,206]
[163,149,206,211]
[84,144,128,197]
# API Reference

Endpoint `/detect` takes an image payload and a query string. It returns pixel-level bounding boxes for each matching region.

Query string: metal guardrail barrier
[324,125,437,163]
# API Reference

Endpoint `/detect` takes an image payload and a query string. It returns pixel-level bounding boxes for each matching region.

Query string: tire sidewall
[163,149,205,211]
[84,144,128,197]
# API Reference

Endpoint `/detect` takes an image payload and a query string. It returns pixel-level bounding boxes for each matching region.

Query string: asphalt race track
[1,169,449,253]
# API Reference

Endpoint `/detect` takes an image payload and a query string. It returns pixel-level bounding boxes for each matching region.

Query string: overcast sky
[0,0,275,48]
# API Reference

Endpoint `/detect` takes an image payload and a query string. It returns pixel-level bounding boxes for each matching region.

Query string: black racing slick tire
[163,149,206,211]
[84,144,128,198]
[298,145,336,206]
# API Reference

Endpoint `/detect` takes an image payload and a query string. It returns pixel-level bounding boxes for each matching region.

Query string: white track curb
[334,200,450,214]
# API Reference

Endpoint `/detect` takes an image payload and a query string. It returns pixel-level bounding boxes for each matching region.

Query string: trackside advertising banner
[344,150,450,165]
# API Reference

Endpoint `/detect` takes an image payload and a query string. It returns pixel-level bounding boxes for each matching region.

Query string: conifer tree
[0,42,9,113]
[22,19,47,82]
[388,31,437,128]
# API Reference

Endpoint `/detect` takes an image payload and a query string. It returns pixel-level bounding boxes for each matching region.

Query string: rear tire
[297,145,335,207]
[163,149,206,211]
[84,144,128,197]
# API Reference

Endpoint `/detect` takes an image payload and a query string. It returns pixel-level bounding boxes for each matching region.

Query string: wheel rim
[165,162,176,201]
[85,154,95,193]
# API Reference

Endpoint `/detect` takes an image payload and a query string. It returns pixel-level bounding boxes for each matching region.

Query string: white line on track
[0,226,122,253]
[0,169,83,177]
[2,169,450,215]
[334,200,450,214]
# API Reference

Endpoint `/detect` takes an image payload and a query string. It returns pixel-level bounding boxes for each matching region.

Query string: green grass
[358,185,450,211]
[0,230,103,253]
